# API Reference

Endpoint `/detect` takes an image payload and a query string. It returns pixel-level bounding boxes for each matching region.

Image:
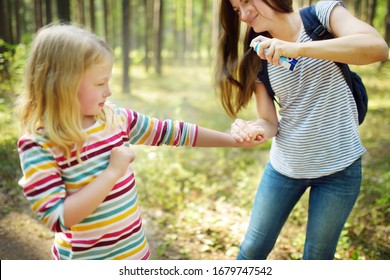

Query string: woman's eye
[242,0,250,7]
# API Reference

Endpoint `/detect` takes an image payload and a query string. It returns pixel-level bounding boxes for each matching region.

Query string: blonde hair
[17,23,116,160]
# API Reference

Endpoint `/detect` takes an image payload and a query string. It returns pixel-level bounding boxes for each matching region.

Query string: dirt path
[0,191,294,260]
[0,208,294,260]
[0,211,53,260]
[0,210,163,260]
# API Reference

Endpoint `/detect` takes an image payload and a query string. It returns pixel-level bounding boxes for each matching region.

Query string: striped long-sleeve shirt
[17,105,198,260]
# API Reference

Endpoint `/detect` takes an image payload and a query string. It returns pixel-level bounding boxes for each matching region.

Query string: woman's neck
[269,11,302,42]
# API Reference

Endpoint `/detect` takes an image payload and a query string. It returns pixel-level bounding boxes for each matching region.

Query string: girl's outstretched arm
[125,108,265,148]
[194,126,265,148]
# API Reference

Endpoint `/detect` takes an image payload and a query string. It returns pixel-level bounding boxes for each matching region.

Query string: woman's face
[229,0,273,33]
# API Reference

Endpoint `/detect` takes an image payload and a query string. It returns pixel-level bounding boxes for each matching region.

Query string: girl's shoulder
[104,102,135,119]
[17,132,56,159]
[102,102,142,132]
[18,130,48,148]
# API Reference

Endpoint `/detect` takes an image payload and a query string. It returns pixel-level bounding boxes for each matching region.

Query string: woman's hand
[251,35,300,66]
[231,118,267,144]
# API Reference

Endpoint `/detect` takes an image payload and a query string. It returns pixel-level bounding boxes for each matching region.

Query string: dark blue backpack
[258,5,368,124]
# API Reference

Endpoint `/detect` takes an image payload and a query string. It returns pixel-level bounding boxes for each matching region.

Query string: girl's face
[78,61,113,127]
[229,0,272,33]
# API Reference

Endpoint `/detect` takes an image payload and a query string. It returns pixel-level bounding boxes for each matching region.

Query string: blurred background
[0,0,389,260]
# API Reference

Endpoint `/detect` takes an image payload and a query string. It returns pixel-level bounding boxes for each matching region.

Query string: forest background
[0,0,389,260]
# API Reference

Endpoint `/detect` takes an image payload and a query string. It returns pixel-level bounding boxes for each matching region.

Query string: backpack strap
[258,58,279,105]
[299,5,350,73]
[299,5,333,40]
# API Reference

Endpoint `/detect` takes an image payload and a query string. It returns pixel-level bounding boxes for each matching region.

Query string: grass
[1,61,389,260]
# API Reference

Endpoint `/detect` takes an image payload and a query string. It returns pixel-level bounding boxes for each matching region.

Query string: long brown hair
[214,0,293,118]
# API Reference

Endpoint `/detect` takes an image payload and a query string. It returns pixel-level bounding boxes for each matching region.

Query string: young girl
[16,23,263,260]
[215,0,388,259]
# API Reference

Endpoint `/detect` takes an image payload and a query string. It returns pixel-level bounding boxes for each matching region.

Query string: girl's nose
[104,86,112,97]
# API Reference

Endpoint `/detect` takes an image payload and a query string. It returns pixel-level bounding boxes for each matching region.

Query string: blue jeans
[237,158,362,260]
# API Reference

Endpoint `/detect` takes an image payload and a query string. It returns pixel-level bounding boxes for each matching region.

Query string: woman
[214,0,388,259]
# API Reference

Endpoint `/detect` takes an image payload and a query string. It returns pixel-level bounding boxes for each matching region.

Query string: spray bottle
[250,40,298,71]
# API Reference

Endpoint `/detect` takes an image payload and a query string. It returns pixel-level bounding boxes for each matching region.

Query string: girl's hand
[107,145,135,179]
[231,118,265,143]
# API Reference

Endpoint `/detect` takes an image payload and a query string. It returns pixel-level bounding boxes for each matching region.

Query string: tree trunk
[171,0,178,60]
[197,0,208,64]
[144,0,152,72]
[77,0,85,26]
[45,0,52,25]
[89,0,96,31]
[56,0,71,23]
[34,0,43,31]
[0,0,12,79]
[153,0,163,75]
[186,0,193,57]
[354,0,362,19]
[385,0,390,45]
[122,0,131,94]
[103,0,109,43]
[210,0,219,60]
[15,0,22,42]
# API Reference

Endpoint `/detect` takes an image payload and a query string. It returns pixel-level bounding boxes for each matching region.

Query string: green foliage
[0,40,28,104]
[0,42,27,217]
[0,136,24,211]
[372,0,388,35]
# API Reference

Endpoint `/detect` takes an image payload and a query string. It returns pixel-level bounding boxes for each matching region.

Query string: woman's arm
[253,5,388,66]
[298,5,388,65]
[230,82,279,143]
[194,126,265,148]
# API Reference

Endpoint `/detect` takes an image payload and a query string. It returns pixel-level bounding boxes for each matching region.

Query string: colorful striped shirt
[17,104,198,260]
